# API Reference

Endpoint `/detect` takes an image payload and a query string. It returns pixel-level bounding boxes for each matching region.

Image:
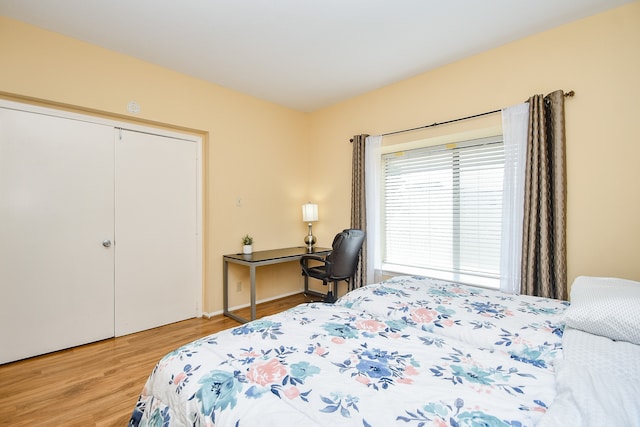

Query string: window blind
[382,136,504,284]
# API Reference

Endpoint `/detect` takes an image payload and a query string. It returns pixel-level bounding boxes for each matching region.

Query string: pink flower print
[411,308,437,323]
[355,374,371,385]
[332,337,346,344]
[314,346,327,356]
[173,372,186,385]
[240,350,260,358]
[284,387,300,399]
[435,419,448,427]
[404,365,419,376]
[355,319,385,332]
[442,319,455,327]
[247,358,287,386]
[397,378,414,384]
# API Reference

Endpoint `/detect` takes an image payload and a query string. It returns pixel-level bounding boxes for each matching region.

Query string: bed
[128,275,640,426]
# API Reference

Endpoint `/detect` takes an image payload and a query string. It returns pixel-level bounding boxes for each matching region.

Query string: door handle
[102,240,112,248]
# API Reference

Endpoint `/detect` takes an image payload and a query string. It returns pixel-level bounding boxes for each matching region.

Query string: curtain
[365,135,382,285]
[500,103,529,294]
[521,90,567,299]
[350,134,369,289]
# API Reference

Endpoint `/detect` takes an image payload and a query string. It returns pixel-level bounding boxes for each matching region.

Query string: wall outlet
[236,281,242,292]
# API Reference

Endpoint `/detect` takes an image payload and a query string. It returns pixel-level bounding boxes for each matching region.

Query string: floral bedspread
[129,276,568,427]
[338,276,569,370]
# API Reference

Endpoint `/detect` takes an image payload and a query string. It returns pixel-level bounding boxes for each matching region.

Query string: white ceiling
[0,0,632,112]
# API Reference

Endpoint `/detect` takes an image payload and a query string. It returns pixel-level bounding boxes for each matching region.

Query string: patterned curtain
[521,90,567,299]
[350,134,369,289]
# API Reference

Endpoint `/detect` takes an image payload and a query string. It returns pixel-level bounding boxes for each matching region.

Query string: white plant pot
[243,244,252,254]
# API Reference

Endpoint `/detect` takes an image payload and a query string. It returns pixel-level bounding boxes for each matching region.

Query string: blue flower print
[333,344,416,390]
[231,320,283,339]
[428,287,465,298]
[320,392,360,418]
[231,325,254,336]
[146,406,171,427]
[386,319,409,332]
[250,319,280,330]
[356,359,392,379]
[192,370,243,417]
[457,410,511,427]
[399,398,514,427]
[450,365,495,386]
[323,322,359,339]
[469,301,507,318]
[244,385,268,399]
[290,361,320,381]
[372,286,410,298]
[361,348,393,363]
[509,346,549,369]
[398,397,464,424]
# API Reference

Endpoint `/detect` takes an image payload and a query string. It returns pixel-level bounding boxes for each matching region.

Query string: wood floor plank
[0,293,318,426]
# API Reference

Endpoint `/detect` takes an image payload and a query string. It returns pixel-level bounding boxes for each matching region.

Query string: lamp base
[304,223,316,252]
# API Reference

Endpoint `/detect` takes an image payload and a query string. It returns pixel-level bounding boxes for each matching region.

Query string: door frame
[0,98,204,318]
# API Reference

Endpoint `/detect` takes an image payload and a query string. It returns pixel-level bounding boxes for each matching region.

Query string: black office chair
[300,229,365,303]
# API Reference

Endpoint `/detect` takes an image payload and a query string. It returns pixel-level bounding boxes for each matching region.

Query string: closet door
[114,129,198,336]
[0,108,115,364]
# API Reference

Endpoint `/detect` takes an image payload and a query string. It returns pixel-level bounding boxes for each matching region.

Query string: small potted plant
[242,234,253,254]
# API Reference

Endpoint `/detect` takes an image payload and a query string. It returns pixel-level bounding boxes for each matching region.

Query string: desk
[223,246,331,323]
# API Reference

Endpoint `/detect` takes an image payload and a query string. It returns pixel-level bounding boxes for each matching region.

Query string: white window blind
[382,136,504,287]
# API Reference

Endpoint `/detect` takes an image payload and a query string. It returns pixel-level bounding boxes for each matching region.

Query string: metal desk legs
[223,259,257,323]
[249,265,256,321]
[223,253,325,324]
[223,260,228,314]
[223,259,248,323]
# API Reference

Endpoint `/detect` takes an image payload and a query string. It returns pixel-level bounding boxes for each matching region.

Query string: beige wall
[0,16,313,313]
[310,2,640,291]
[1,1,638,313]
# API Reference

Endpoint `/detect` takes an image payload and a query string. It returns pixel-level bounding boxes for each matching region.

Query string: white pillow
[562,276,640,345]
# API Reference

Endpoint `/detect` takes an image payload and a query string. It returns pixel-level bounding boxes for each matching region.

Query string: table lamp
[302,203,318,252]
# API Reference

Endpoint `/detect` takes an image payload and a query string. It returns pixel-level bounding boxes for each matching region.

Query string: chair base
[323,291,336,304]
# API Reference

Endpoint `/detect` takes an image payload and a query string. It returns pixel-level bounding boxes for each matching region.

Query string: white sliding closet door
[114,129,198,336]
[0,108,115,364]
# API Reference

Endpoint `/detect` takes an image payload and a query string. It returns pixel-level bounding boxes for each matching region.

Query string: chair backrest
[326,229,365,280]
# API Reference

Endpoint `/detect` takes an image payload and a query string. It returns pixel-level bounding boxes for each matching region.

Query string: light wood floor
[0,293,318,427]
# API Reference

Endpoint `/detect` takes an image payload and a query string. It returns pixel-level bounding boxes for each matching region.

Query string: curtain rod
[351,90,575,141]
[381,109,500,137]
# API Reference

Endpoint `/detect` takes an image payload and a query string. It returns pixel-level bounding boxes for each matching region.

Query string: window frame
[379,133,504,289]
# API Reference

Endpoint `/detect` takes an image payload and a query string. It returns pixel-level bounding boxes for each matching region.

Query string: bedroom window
[381,135,503,288]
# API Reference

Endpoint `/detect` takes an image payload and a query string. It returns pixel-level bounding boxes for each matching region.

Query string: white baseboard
[202,289,306,319]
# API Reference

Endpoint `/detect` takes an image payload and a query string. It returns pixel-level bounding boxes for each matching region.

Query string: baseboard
[202,290,305,319]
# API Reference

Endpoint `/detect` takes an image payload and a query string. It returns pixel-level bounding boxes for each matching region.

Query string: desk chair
[300,229,365,303]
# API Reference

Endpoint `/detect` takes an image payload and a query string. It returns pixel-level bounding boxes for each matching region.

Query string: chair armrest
[300,254,326,263]
[300,254,332,277]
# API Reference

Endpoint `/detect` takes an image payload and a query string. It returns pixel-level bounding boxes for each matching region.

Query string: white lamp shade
[302,203,318,222]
